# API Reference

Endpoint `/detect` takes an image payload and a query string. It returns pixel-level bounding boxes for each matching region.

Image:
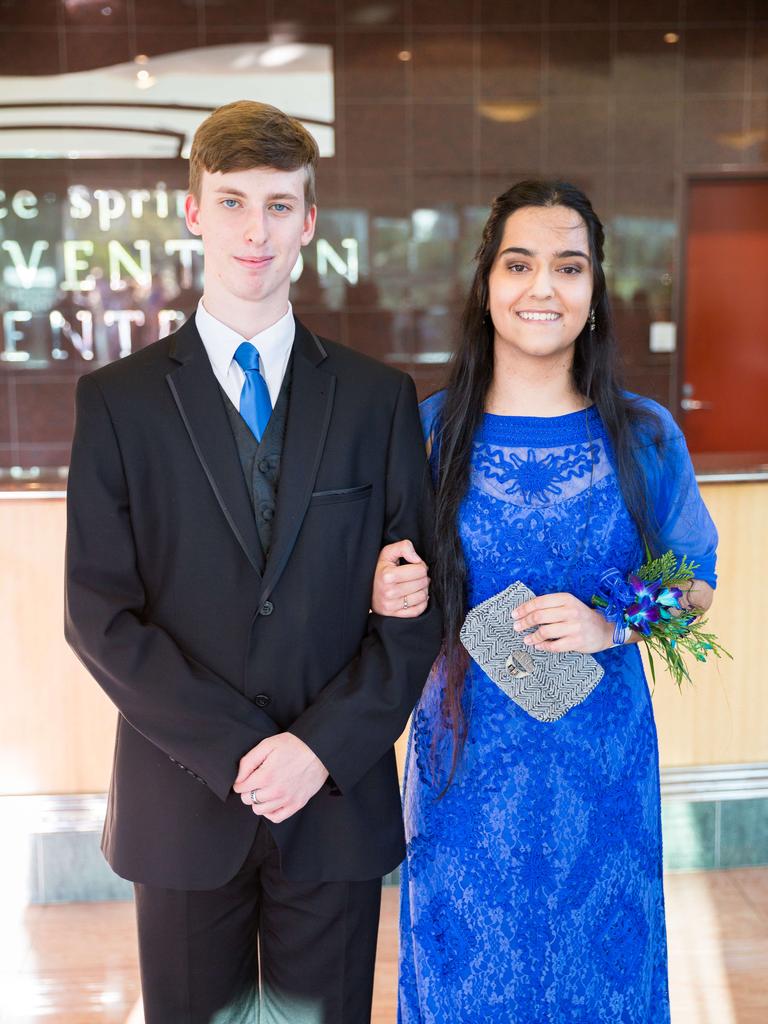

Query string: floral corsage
[591,550,730,687]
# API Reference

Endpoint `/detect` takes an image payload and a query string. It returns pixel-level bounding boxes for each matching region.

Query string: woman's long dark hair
[433,180,663,788]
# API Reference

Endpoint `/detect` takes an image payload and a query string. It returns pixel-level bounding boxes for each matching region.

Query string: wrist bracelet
[612,623,632,646]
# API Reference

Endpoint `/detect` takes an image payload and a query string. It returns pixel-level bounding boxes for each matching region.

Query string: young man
[65,100,441,1024]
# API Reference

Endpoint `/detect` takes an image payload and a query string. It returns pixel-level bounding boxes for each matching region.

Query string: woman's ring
[250,789,261,804]
[403,595,410,610]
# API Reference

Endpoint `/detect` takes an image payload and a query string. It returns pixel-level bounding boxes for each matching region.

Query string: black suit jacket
[65,317,442,889]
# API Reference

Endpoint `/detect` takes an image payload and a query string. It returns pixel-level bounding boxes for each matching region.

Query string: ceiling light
[258,44,306,67]
[477,102,540,124]
[716,128,767,151]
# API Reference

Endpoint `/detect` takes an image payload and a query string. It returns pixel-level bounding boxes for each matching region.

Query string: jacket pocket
[309,483,373,506]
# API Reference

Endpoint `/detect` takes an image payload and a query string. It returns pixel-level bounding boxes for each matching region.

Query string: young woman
[371,181,718,1023]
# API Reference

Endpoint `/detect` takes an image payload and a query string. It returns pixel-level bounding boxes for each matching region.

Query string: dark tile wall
[1,0,767,477]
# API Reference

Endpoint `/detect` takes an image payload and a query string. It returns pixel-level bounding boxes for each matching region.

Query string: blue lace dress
[398,392,718,1024]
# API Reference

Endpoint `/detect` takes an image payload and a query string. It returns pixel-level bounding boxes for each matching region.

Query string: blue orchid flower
[625,595,661,636]
[628,574,661,603]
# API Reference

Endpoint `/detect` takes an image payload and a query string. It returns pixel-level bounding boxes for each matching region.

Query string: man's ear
[301,203,317,246]
[184,193,202,237]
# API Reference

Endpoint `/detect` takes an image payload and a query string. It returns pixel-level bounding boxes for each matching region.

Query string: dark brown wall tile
[410,363,446,401]
[683,27,748,94]
[411,0,474,28]
[414,306,459,358]
[0,380,12,445]
[15,379,76,445]
[343,309,407,362]
[616,0,682,22]
[342,0,407,28]
[0,30,62,74]
[613,171,675,220]
[545,98,611,170]
[614,29,681,94]
[271,0,337,29]
[751,24,768,94]
[0,0,61,29]
[411,32,474,102]
[132,29,201,58]
[343,102,408,170]
[477,109,543,174]
[622,367,673,410]
[134,0,202,28]
[412,103,474,172]
[547,29,611,96]
[62,30,133,73]
[614,96,677,168]
[478,0,544,27]
[0,0,764,469]
[411,173,475,207]
[682,0,749,22]
[682,96,751,165]
[296,310,342,344]
[548,0,608,25]
[344,171,411,215]
[339,31,408,101]
[63,0,130,29]
[746,97,768,165]
[479,30,542,101]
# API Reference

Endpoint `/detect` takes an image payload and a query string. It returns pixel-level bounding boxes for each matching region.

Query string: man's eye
[271,203,289,213]
[222,199,239,208]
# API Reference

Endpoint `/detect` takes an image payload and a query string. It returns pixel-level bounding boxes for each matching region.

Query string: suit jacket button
[254,693,271,708]
[260,600,274,616]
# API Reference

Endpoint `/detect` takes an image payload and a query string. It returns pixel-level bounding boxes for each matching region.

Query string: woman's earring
[588,308,596,332]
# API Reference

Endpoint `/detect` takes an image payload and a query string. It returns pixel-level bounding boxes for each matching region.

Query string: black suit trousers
[134,821,382,1024]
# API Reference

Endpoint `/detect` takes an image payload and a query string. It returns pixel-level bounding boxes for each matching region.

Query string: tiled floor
[1,869,767,1022]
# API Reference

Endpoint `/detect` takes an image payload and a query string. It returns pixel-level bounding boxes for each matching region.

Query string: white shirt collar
[195,299,295,407]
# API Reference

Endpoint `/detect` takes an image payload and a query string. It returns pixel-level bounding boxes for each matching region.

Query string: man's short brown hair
[189,100,319,206]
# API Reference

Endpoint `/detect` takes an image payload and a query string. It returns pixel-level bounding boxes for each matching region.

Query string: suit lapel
[165,318,263,576]
[259,318,335,604]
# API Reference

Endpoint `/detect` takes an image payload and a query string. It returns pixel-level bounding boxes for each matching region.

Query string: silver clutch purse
[459,581,604,723]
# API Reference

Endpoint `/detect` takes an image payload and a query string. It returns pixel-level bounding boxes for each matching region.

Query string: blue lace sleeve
[634,397,718,588]
[419,390,447,484]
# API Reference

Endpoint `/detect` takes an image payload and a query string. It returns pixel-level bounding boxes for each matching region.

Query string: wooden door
[682,178,768,458]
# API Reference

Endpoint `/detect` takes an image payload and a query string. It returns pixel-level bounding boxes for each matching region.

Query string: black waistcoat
[220,358,292,568]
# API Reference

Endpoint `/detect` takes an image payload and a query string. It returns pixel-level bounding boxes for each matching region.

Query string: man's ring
[403,595,409,610]
[250,789,261,804]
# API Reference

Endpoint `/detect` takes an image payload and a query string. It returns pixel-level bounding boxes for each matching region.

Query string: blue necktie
[234,342,272,442]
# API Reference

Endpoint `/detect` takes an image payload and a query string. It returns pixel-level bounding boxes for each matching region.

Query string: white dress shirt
[195,299,295,410]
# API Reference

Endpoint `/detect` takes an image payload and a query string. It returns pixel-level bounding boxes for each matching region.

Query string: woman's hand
[371,540,430,618]
[512,592,618,654]
[681,579,714,614]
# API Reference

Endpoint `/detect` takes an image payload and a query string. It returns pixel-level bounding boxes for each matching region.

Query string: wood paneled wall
[1,498,116,795]
[0,483,763,797]
[651,482,765,767]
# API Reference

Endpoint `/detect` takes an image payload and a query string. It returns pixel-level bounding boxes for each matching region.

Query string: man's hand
[233,733,329,823]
